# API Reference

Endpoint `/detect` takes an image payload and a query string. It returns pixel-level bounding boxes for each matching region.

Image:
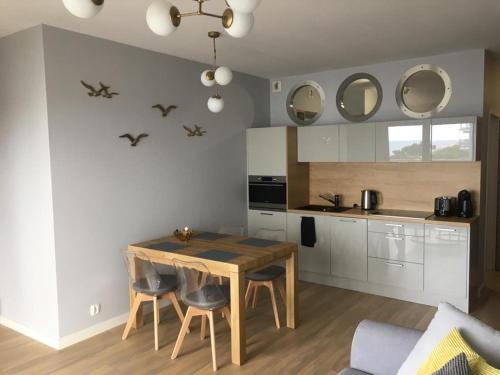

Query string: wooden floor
[1,282,499,374]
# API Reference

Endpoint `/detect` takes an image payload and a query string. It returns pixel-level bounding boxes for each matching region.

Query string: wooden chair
[171,259,231,372]
[245,229,286,328]
[122,251,188,351]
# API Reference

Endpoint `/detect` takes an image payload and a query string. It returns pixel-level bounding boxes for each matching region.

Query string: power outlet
[89,304,101,316]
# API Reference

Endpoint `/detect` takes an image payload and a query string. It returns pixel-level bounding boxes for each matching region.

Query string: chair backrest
[122,251,173,293]
[255,229,286,241]
[217,225,245,236]
[173,259,219,305]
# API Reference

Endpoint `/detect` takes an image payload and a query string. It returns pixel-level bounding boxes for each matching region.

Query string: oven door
[248,176,287,211]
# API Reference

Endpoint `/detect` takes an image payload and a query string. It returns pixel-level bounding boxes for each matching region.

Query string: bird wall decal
[119,133,149,146]
[152,104,178,117]
[80,80,119,99]
[183,125,206,137]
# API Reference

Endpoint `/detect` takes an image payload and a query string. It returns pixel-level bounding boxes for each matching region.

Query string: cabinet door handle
[435,228,456,232]
[384,261,404,268]
[340,219,357,223]
[385,236,404,241]
[260,213,274,216]
[385,223,403,227]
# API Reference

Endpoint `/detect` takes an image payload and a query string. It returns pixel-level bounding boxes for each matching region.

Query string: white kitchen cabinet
[431,117,476,161]
[247,127,287,176]
[375,120,431,162]
[298,125,340,162]
[330,217,368,281]
[287,213,331,275]
[368,257,424,291]
[368,232,424,264]
[248,210,287,240]
[339,124,376,162]
[424,224,469,299]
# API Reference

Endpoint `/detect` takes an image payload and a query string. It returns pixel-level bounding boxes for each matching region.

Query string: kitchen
[247,116,481,313]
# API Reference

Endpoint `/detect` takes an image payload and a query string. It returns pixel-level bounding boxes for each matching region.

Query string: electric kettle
[361,190,378,210]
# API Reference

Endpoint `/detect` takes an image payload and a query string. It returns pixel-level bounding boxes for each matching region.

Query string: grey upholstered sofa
[339,320,424,375]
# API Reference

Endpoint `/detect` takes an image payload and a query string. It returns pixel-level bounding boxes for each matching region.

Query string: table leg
[286,250,298,329]
[230,271,246,366]
[129,254,143,329]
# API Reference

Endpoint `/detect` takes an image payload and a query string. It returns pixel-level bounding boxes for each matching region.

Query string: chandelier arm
[178,11,223,19]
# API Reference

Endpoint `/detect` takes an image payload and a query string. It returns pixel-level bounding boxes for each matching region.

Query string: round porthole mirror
[396,64,452,118]
[336,73,383,122]
[286,81,325,126]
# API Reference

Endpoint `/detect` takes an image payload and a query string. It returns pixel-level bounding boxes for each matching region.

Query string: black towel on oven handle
[301,216,316,247]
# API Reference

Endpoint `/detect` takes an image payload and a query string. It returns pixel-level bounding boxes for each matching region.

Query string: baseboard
[1,312,129,350]
[0,315,60,349]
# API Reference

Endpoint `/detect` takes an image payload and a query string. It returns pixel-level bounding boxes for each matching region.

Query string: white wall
[41,26,269,337]
[0,26,59,343]
[271,49,485,126]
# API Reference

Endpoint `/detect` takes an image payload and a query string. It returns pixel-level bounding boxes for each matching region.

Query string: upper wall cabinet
[298,125,340,162]
[375,120,431,162]
[339,124,376,162]
[247,127,287,176]
[376,117,476,162]
[430,117,476,162]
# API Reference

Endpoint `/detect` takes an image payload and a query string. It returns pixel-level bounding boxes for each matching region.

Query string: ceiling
[1,0,500,78]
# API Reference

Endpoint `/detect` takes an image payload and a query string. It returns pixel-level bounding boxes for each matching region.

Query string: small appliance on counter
[361,190,378,210]
[457,189,473,218]
[434,196,457,217]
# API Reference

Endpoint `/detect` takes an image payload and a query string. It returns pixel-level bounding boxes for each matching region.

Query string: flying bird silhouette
[81,80,102,97]
[183,125,206,137]
[99,82,119,98]
[152,104,178,117]
[119,133,149,146]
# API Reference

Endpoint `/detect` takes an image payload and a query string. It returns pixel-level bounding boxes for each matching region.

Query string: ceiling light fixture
[203,31,232,113]
[62,0,261,38]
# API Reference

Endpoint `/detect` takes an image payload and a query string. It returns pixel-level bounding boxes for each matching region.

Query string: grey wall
[0,27,59,341]
[271,49,485,126]
[41,26,269,336]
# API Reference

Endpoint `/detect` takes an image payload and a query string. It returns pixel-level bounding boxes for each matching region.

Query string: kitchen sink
[295,205,352,213]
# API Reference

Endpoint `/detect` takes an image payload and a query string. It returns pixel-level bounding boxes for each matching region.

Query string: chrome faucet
[319,193,339,206]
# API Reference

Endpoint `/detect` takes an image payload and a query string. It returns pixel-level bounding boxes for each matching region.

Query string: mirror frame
[336,73,383,122]
[396,64,452,119]
[286,81,325,126]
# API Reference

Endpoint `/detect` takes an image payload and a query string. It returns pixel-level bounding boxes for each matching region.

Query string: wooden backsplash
[309,162,481,212]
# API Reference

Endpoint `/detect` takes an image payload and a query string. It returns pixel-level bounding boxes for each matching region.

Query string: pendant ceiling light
[62,0,104,19]
[63,0,261,38]
[203,31,231,113]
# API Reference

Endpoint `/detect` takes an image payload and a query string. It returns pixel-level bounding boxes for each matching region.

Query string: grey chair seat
[246,265,285,282]
[132,274,177,296]
[184,284,229,310]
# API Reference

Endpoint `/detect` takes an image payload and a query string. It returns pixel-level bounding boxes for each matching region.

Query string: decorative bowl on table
[174,227,193,242]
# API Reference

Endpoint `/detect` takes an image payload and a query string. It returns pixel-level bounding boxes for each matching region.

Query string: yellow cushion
[417,328,500,375]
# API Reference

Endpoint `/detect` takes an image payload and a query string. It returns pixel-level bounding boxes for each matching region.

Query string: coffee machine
[457,190,473,218]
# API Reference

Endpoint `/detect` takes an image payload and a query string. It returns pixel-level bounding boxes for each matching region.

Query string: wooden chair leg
[169,292,190,334]
[252,285,259,308]
[222,306,231,328]
[208,311,217,371]
[200,315,207,340]
[171,307,194,360]
[277,278,286,305]
[245,281,254,308]
[267,281,281,329]
[122,293,143,340]
[153,297,159,351]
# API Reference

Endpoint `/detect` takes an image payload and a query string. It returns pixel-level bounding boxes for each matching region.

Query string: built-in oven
[248,176,287,211]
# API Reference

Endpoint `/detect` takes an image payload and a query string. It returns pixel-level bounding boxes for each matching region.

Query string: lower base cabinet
[330,217,368,281]
[424,224,469,299]
[248,210,287,240]
[287,213,331,275]
[368,257,424,291]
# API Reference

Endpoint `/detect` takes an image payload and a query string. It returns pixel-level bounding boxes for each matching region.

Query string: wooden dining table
[127,231,298,366]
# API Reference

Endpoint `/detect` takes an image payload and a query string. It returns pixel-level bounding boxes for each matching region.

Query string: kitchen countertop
[287,207,479,227]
